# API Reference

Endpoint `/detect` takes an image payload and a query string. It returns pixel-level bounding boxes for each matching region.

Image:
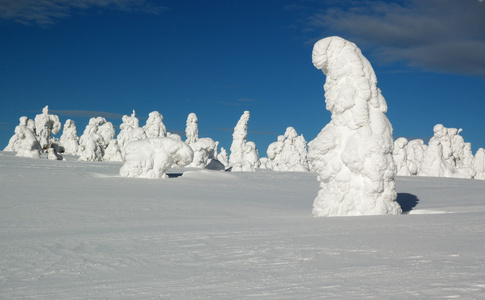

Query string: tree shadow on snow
[396,193,420,214]
[167,173,183,178]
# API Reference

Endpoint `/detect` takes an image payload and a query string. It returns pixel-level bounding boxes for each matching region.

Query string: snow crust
[309,36,401,217]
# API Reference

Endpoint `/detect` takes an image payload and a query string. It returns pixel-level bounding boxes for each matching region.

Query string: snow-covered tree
[265,127,309,171]
[103,139,124,162]
[34,106,62,150]
[120,137,194,179]
[473,148,485,180]
[4,116,30,152]
[98,121,116,148]
[217,147,229,168]
[59,119,80,155]
[78,117,108,162]
[418,139,455,178]
[405,139,426,175]
[12,121,42,159]
[188,137,217,168]
[144,111,166,139]
[185,113,198,146]
[117,110,146,150]
[393,137,411,176]
[308,36,401,217]
[431,124,454,166]
[229,111,260,171]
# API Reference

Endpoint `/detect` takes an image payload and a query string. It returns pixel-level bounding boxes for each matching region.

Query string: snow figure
[229,111,260,171]
[103,139,124,162]
[34,106,62,150]
[4,116,31,151]
[473,148,485,180]
[308,36,401,217]
[144,111,166,138]
[393,138,411,176]
[78,117,106,162]
[117,110,143,149]
[14,124,42,159]
[266,135,285,170]
[418,139,455,177]
[59,119,79,155]
[431,124,454,166]
[217,147,229,168]
[119,137,194,179]
[405,139,427,175]
[97,121,116,148]
[185,113,198,146]
[462,142,475,168]
[294,135,310,171]
[188,137,217,168]
[448,128,467,168]
[272,127,309,171]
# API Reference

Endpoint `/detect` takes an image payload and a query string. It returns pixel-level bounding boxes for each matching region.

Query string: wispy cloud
[299,0,485,77]
[0,0,168,26]
[49,109,124,120]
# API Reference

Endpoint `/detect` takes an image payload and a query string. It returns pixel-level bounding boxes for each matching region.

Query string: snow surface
[1,151,485,299]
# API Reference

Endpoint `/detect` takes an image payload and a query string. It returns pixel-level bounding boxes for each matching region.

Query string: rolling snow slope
[1,151,485,299]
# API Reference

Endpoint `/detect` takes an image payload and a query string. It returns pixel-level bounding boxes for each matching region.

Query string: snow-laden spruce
[405,139,427,175]
[185,113,198,146]
[34,106,62,150]
[119,137,194,179]
[117,110,147,151]
[5,116,42,158]
[393,137,411,176]
[263,127,309,171]
[229,111,260,171]
[78,117,112,162]
[308,36,402,217]
[59,119,80,155]
[143,111,166,139]
[417,124,476,178]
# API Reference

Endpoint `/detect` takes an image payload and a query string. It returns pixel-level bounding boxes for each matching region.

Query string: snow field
[1,152,485,299]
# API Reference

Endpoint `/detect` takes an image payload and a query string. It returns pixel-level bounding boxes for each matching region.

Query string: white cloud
[301,0,485,77]
[0,0,168,26]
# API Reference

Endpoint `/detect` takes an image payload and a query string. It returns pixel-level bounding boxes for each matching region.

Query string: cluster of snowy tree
[5,105,485,181]
[4,106,63,160]
[393,124,485,180]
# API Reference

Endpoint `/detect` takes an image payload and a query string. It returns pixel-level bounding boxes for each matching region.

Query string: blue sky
[1,0,484,154]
